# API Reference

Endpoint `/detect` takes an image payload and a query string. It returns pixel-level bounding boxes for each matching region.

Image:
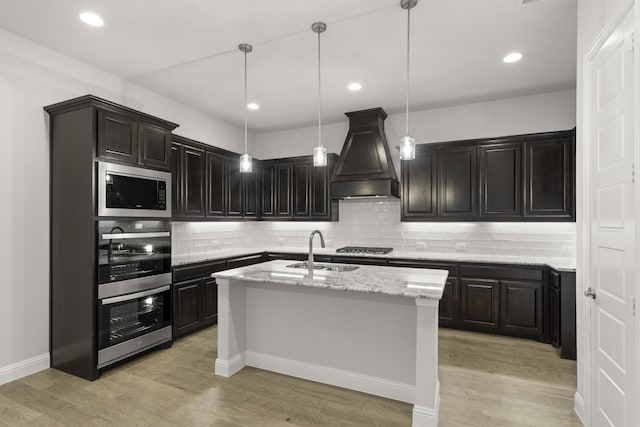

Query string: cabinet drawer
[227,254,265,270]
[331,256,388,266]
[459,264,543,282]
[387,259,457,276]
[173,260,227,283]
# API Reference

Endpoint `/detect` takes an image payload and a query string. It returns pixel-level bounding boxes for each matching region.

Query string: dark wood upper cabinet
[439,146,477,217]
[138,122,172,170]
[170,143,181,217]
[294,161,312,217]
[243,169,259,218]
[182,145,206,217]
[261,163,276,218]
[226,158,243,217]
[480,143,522,218]
[401,129,575,222]
[276,163,293,217]
[206,152,226,217]
[312,154,338,218]
[524,136,574,220]
[402,150,438,219]
[97,110,138,164]
[259,155,337,221]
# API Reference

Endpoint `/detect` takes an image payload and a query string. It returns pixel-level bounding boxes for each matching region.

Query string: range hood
[330,108,400,198]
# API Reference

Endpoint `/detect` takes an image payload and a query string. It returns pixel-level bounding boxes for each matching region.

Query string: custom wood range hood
[330,107,400,198]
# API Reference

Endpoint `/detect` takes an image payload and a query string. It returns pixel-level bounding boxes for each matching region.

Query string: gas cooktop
[335,246,394,255]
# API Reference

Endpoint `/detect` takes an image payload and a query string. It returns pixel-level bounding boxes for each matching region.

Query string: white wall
[253,89,576,160]
[0,28,246,382]
[575,0,629,424]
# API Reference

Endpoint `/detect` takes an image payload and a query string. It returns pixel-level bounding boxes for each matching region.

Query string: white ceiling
[0,0,577,132]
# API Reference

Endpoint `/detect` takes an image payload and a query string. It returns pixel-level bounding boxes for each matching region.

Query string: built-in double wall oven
[96,161,173,369]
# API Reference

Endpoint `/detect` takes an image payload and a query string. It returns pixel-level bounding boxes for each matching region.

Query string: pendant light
[239,43,253,173]
[399,0,418,161]
[312,22,328,167]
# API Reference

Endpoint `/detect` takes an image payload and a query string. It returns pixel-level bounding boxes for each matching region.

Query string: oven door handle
[101,232,170,240]
[101,285,170,305]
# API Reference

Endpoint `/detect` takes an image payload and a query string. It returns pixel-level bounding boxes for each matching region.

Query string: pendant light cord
[317,28,322,148]
[405,4,411,137]
[244,49,248,154]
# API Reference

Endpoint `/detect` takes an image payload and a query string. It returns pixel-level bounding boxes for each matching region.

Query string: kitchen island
[212,260,448,427]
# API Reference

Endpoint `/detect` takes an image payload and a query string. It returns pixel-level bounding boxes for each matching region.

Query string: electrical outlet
[416,241,426,249]
[135,223,143,230]
[324,239,332,247]
[455,242,467,251]
[277,238,285,245]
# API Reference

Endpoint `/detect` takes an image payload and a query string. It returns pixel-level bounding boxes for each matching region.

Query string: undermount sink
[286,262,359,272]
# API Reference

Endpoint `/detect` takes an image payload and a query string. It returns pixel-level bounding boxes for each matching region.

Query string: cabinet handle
[583,287,596,299]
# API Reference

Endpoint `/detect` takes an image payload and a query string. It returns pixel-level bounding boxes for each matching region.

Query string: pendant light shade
[239,43,253,173]
[399,0,418,161]
[312,21,327,167]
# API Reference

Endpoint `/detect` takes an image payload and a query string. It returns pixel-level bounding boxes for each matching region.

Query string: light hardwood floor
[0,327,582,427]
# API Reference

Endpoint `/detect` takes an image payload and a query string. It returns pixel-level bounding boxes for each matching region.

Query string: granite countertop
[172,246,576,272]
[213,260,449,300]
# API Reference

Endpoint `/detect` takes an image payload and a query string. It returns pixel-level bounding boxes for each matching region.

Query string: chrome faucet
[308,230,326,276]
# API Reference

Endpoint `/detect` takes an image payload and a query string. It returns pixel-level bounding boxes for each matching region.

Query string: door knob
[584,287,596,299]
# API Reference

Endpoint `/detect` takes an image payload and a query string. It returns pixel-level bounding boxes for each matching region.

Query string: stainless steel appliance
[97,220,172,368]
[97,161,171,218]
[336,246,394,255]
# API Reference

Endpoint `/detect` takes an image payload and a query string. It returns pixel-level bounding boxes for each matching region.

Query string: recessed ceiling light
[503,52,523,63]
[247,103,260,110]
[348,82,362,91]
[79,12,104,27]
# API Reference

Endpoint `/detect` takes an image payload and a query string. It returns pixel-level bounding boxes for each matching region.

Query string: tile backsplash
[172,199,576,259]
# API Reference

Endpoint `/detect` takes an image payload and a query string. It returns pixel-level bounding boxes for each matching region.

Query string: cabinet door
[550,283,560,347]
[138,122,171,170]
[312,159,331,218]
[201,278,218,325]
[261,164,276,218]
[500,280,544,337]
[170,143,181,217]
[276,163,293,217]
[293,162,311,217]
[97,110,138,164]
[182,145,205,218]
[243,170,259,218]
[524,138,574,219]
[402,150,438,219]
[439,146,477,218]
[439,278,459,326]
[480,143,522,218]
[206,152,226,217]
[460,278,500,329]
[173,280,201,338]
[226,158,243,217]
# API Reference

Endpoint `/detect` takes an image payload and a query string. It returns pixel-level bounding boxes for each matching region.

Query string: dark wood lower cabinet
[500,280,543,337]
[202,278,218,324]
[439,279,459,325]
[173,280,201,337]
[172,255,569,356]
[460,278,500,329]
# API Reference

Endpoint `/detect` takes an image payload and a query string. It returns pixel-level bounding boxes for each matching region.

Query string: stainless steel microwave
[97,162,171,218]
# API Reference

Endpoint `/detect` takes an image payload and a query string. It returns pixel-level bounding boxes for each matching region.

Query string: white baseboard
[0,353,50,386]
[214,353,246,377]
[412,380,440,427]
[574,391,586,426]
[245,351,415,403]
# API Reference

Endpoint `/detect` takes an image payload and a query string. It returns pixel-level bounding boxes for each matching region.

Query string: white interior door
[588,7,636,427]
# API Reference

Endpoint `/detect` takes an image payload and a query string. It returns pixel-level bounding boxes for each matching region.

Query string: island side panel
[214,278,247,377]
[413,298,440,427]
[243,282,418,403]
